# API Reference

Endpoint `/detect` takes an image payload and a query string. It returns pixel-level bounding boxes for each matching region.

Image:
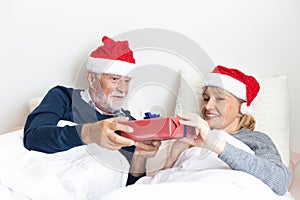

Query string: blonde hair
[202,86,256,131]
[236,95,256,131]
[237,114,256,131]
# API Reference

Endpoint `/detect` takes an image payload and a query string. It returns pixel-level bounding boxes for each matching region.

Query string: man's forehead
[101,73,131,79]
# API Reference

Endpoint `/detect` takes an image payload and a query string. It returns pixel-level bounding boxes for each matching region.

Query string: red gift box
[119,116,193,141]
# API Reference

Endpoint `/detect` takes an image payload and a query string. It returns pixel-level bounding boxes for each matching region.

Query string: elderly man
[23,36,161,185]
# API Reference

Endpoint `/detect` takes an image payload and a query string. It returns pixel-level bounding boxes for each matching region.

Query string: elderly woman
[164,65,291,196]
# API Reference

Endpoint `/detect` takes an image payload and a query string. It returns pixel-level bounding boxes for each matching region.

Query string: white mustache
[111,91,126,98]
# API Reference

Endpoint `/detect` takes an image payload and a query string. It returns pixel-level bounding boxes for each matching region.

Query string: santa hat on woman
[205,65,260,115]
[86,36,136,76]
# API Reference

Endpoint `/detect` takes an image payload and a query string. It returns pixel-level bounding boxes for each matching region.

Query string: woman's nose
[204,99,214,109]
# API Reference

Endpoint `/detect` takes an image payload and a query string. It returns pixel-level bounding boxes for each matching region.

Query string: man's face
[90,73,131,113]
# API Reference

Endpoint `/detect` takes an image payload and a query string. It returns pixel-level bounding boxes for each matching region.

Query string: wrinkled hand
[134,140,162,158]
[81,117,135,150]
[129,140,162,176]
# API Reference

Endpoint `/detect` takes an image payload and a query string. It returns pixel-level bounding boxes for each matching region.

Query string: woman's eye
[202,98,209,101]
[216,97,225,101]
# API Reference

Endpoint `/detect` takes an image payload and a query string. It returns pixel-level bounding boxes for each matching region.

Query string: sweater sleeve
[219,132,291,196]
[23,86,84,153]
[126,172,146,186]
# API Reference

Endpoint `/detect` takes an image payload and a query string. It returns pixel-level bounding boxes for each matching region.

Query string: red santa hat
[86,36,136,76]
[205,65,260,115]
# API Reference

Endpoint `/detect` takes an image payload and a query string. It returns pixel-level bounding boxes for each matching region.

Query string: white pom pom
[240,102,253,115]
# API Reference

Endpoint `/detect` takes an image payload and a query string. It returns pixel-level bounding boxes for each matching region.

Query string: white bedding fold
[0,129,129,200]
[0,129,294,200]
[101,130,294,200]
[101,169,293,200]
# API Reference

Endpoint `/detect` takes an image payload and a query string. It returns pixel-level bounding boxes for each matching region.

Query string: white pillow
[173,69,204,116]
[252,76,290,167]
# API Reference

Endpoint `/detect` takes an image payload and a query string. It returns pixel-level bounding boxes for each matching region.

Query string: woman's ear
[237,104,244,118]
[237,110,243,118]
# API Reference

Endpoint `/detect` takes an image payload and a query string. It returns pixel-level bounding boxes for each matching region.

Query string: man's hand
[129,140,162,176]
[134,140,162,158]
[81,117,135,150]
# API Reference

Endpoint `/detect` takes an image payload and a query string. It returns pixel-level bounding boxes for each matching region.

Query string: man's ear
[86,71,96,88]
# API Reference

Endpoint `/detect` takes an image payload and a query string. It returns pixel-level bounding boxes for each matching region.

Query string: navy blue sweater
[23,85,135,158]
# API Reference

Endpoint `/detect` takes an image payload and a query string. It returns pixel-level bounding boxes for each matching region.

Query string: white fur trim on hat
[205,73,247,101]
[86,57,136,76]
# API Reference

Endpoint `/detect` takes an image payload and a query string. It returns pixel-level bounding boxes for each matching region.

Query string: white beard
[93,90,126,113]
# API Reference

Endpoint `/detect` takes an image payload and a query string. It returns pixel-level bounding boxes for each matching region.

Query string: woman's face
[201,86,243,133]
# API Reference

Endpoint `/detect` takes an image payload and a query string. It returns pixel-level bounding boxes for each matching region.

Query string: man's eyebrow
[108,74,121,78]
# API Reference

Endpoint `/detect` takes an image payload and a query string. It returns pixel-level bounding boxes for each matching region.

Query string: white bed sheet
[0,129,130,200]
[102,130,295,200]
[0,129,295,200]
[101,169,294,200]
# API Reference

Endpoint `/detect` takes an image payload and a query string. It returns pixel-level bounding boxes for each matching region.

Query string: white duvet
[0,129,294,200]
[101,131,294,200]
[0,129,130,200]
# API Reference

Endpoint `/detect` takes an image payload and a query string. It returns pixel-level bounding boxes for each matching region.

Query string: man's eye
[112,77,119,81]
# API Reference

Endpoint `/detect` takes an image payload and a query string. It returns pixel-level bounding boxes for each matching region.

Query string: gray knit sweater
[219,128,291,196]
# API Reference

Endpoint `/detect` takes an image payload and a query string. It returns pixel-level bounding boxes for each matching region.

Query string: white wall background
[0,0,299,152]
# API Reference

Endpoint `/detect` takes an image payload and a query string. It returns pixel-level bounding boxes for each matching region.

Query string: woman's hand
[81,116,135,150]
[178,113,210,148]
[179,113,226,155]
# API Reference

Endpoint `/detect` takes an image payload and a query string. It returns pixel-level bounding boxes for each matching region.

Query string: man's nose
[116,79,126,92]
